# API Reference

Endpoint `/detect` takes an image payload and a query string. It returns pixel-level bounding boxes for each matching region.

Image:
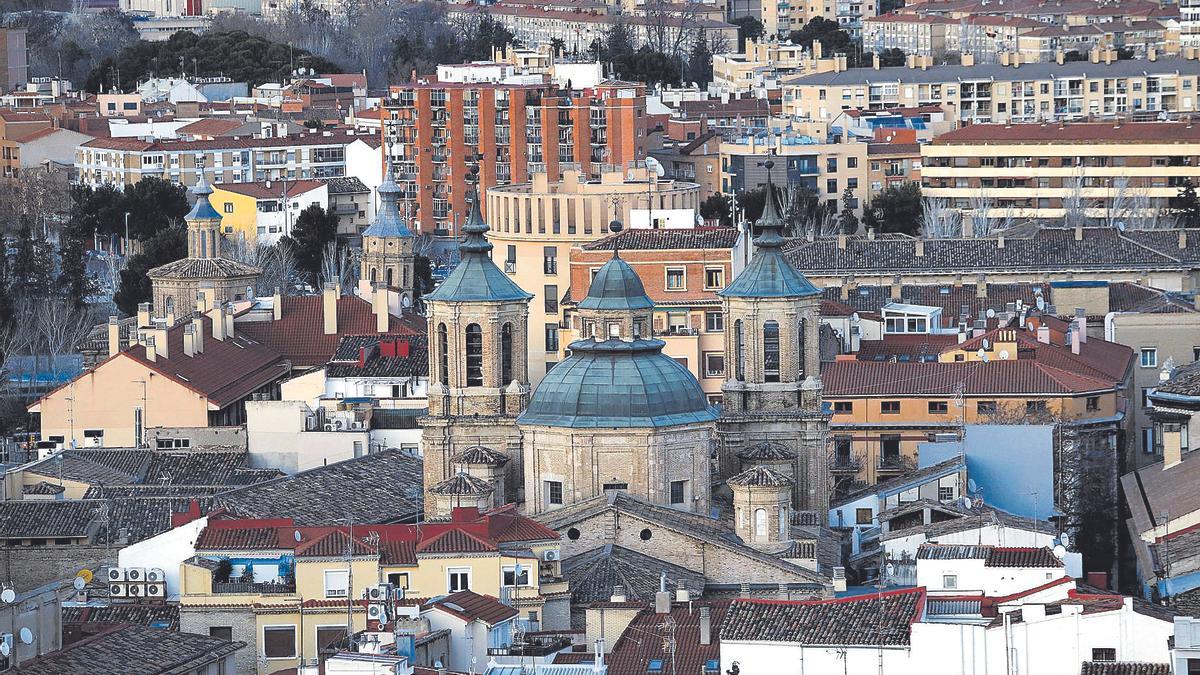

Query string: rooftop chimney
[675,587,690,603]
[107,316,120,357]
[1037,324,1050,344]
[373,283,389,333]
[654,589,671,614]
[137,302,151,328]
[1074,309,1087,343]
[739,582,751,598]
[1070,326,1081,354]
[210,305,226,341]
[192,314,205,354]
[976,274,987,299]
[890,275,902,302]
[953,273,963,288]
[699,606,712,645]
[1074,223,1083,241]
[323,282,338,335]
[224,304,235,340]
[183,323,195,357]
[610,585,626,603]
[867,227,876,241]
[273,287,282,321]
[915,240,924,257]
[1055,49,1065,65]
[145,335,157,362]
[1180,231,1188,250]
[837,233,848,250]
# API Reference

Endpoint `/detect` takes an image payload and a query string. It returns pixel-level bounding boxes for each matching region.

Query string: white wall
[245,400,367,473]
[885,526,1083,578]
[117,514,206,599]
[346,140,383,207]
[917,557,1066,597]
[722,640,914,674]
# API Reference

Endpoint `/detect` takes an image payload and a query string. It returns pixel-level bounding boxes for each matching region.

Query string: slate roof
[15,624,244,675]
[22,481,65,495]
[1120,449,1200,537]
[783,228,1186,276]
[451,446,509,466]
[560,544,706,604]
[428,473,494,496]
[325,334,428,379]
[423,590,517,626]
[425,196,532,303]
[727,466,794,488]
[146,257,261,280]
[361,164,413,239]
[236,295,424,368]
[606,600,730,675]
[985,546,1064,568]
[324,176,370,194]
[577,254,655,311]
[1079,664,1171,675]
[582,227,740,252]
[215,449,424,525]
[720,589,924,646]
[721,174,820,299]
[785,57,1200,86]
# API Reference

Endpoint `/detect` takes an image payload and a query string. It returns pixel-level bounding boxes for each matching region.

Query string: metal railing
[212,580,295,595]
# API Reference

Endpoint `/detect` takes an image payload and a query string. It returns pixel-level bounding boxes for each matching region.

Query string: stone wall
[2,545,116,592]
[179,605,257,674]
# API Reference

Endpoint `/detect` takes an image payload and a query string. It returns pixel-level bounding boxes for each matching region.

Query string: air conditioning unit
[146,583,164,597]
[126,583,144,597]
[146,568,165,583]
[368,584,392,602]
[323,423,335,431]
[109,584,127,598]
[125,568,145,582]
[107,568,125,582]
[394,587,405,601]
[542,549,560,561]
[367,604,386,621]
[832,566,846,580]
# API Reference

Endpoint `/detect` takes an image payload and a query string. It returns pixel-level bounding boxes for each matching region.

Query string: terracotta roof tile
[607,600,730,674]
[214,180,325,200]
[824,360,1115,396]
[985,546,1064,568]
[425,590,518,626]
[720,589,924,645]
[15,624,243,675]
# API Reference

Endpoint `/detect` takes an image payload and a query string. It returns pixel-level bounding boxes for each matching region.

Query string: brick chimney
[323,282,338,335]
[107,316,120,357]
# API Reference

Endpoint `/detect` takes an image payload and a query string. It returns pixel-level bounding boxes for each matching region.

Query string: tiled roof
[428,473,495,497]
[582,228,740,251]
[22,481,65,495]
[0,500,98,538]
[985,546,1064,568]
[916,543,990,560]
[561,544,705,603]
[1080,664,1171,675]
[424,590,517,626]
[296,529,376,558]
[214,179,325,200]
[175,118,245,136]
[678,98,769,115]
[1108,283,1197,314]
[720,589,924,646]
[62,604,180,631]
[934,121,1200,145]
[451,446,509,466]
[237,295,423,368]
[1121,448,1200,538]
[606,600,731,675]
[147,257,261,280]
[785,57,1200,87]
[196,523,286,550]
[783,228,1184,276]
[735,441,796,461]
[855,334,959,361]
[82,129,376,152]
[94,496,217,545]
[45,449,276,490]
[824,360,1116,396]
[417,528,497,554]
[215,449,424,525]
[325,334,428,379]
[15,624,244,675]
[1153,360,1200,399]
[324,176,370,194]
[727,465,794,488]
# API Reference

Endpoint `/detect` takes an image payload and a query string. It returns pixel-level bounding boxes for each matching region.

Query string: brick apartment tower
[381,80,646,237]
[717,162,830,514]
[420,184,533,519]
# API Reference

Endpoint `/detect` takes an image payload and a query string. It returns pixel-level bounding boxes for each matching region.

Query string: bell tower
[359,160,416,308]
[717,159,829,513]
[420,170,533,518]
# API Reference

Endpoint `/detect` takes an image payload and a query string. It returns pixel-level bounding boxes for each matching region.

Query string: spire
[362,159,413,238]
[753,159,786,249]
[459,183,493,255]
[185,168,221,222]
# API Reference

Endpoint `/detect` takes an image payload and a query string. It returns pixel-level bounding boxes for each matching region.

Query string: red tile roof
[215,180,325,200]
[416,528,497,554]
[296,529,377,557]
[607,600,730,675]
[175,118,245,137]
[423,590,518,626]
[236,295,423,368]
[985,546,1065,568]
[932,121,1200,145]
[81,130,376,153]
[824,360,1116,397]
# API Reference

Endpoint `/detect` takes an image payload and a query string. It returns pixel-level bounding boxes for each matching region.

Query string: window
[1026,400,1047,414]
[704,267,724,290]
[387,572,409,589]
[1143,387,1153,409]
[704,352,725,378]
[855,508,873,525]
[316,626,348,652]
[501,323,513,384]
[847,156,858,169]
[977,400,997,415]
[544,285,558,313]
[465,324,483,386]
[1187,658,1200,675]
[942,574,958,590]
[827,157,838,172]
[263,626,297,659]
[835,436,852,462]
[928,401,948,415]
[1142,427,1157,455]
[155,437,189,450]
[1194,346,1200,362]
[324,570,350,598]
[881,434,901,459]
[827,178,838,194]
[209,626,233,641]
[705,311,723,333]
[505,245,517,273]
[881,401,900,414]
[223,202,234,214]
[763,320,780,383]
[666,268,685,290]
[670,480,687,505]
[1141,348,1158,368]
[1086,396,1100,412]
[938,486,954,502]
[437,323,448,383]
[754,508,768,537]
[602,482,628,491]
[543,246,558,275]
[448,567,471,592]
[1091,648,1116,662]
[546,480,563,505]
[502,565,530,587]
[734,320,744,380]
[833,401,853,414]
[545,324,559,352]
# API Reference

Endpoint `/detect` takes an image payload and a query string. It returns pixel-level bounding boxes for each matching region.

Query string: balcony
[487,635,573,658]
[212,580,295,595]
[876,455,916,474]
[830,456,863,473]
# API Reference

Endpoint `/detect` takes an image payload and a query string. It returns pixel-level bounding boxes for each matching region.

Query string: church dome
[578,255,654,311]
[519,338,717,428]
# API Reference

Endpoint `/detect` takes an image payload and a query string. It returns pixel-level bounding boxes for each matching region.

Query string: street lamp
[124,212,130,256]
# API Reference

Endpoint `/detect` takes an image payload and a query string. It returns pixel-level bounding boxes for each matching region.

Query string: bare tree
[920,196,961,238]
[1062,169,1090,230]
[36,299,93,379]
[223,237,300,296]
[319,240,358,292]
[965,190,994,237]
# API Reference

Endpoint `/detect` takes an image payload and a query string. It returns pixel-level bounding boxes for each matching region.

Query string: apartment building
[1017,21,1174,62]
[0,28,27,93]
[795,0,878,39]
[783,54,1200,123]
[713,39,811,95]
[210,179,328,245]
[922,121,1200,226]
[486,165,701,383]
[863,13,1045,63]
[74,129,380,189]
[894,0,1175,27]
[382,79,647,237]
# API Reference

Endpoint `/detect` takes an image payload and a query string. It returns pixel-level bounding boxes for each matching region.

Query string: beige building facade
[487,166,701,383]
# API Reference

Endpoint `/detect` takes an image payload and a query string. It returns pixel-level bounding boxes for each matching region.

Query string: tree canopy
[281,205,340,287]
[863,183,923,235]
[114,228,187,316]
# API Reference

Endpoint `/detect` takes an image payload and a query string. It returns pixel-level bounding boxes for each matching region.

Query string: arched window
[734,320,745,380]
[780,506,789,539]
[386,268,394,288]
[501,323,513,384]
[754,508,768,538]
[437,323,449,384]
[370,268,377,283]
[798,317,807,379]
[763,320,780,383]
[465,323,483,386]
[403,266,409,288]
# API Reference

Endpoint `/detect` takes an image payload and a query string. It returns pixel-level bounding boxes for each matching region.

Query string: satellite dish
[294,529,302,542]
[1036,297,1046,311]
[977,348,986,359]
[77,570,94,584]
[0,640,9,657]
[986,308,996,318]
[885,563,895,576]
[72,577,86,591]
[1052,544,1067,559]
[0,588,14,604]
[644,156,666,178]
[19,628,33,645]
[982,339,990,350]
[1059,532,1071,548]
[401,295,412,308]
[967,478,978,493]
[851,312,860,323]
[998,349,1010,360]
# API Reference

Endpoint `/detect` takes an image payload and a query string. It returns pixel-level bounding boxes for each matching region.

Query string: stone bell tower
[359,160,416,309]
[420,174,533,518]
[717,159,829,513]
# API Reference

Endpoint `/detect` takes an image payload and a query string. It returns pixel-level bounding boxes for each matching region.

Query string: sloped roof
[325,334,428,379]
[361,165,413,239]
[428,473,494,497]
[214,179,325,200]
[984,546,1063,568]
[582,227,739,252]
[423,590,517,626]
[425,196,532,303]
[577,254,655,311]
[15,624,243,675]
[0,500,98,538]
[720,589,924,646]
[824,360,1116,396]
[1079,664,1170,675]
[561,544,706,604]
[606,599,731,675]
[727,465,794,488]
[451,446,509,466]
[736,441,796,461]
[146,257,261,280]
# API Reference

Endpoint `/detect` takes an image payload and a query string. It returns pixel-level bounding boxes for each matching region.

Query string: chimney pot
[183,324,195,357]
[273,287,282,321]
[145,336,157,362]
[107,316,120,357]
[323,282,338,335]
[699,606,712,645]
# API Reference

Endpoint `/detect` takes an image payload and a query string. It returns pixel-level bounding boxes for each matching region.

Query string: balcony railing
[487,635,573,658]
[876,455,915,473]
[830,456,863,473]
[212,580,296,595]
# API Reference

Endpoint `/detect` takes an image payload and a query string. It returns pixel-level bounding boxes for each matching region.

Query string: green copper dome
[578,254,655,311]
[425,194,532,303]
